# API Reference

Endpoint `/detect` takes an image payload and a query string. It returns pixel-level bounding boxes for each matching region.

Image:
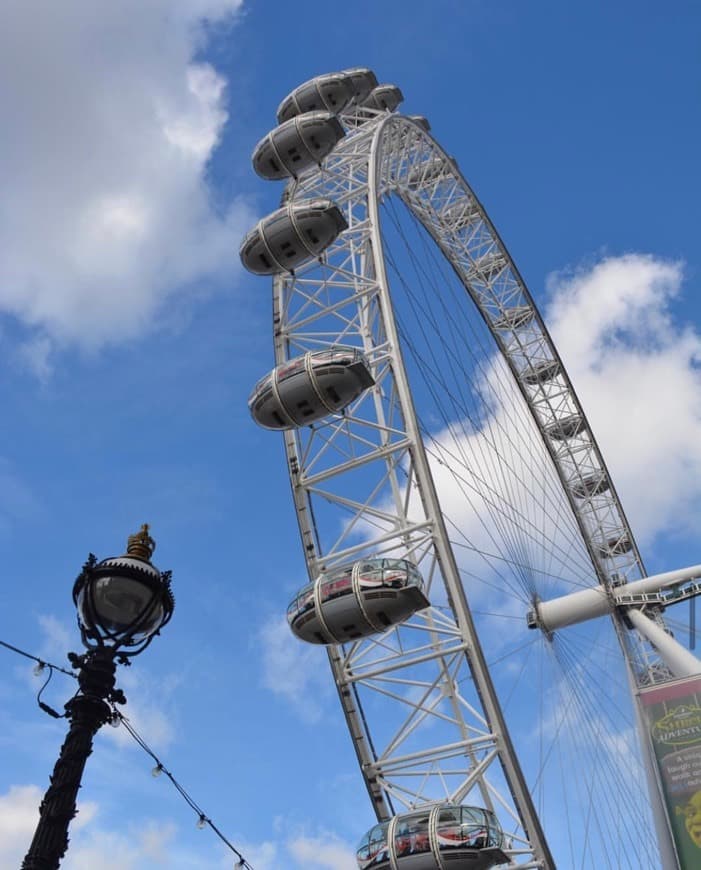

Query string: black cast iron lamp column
[22,525,174,870]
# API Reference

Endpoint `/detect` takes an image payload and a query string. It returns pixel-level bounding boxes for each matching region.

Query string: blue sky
[0,1,700,867]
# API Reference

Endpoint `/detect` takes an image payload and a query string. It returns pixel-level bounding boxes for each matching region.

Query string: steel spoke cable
[380,205,556,592]
[380,198,549,581]
[548,635,656,867]
[383,194,583,563]
[380,182,648,864]
[383,244,536,596]
[402,333,591,593]
[534,644,639,870]
[404,202,548,582]
[382,232,593,593]
[421,432,594,591]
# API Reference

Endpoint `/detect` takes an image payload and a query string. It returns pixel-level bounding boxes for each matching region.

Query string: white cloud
[0,785,41,862]
[287,832,357,869]
[0,0,251,365]
[233,839,279,870]
[546,254,701,545]
[64,821,177,870]
[0,784,96,869]
[103,667,177,750]
[238,824,358,870]
[37,613,74,660]
[259,615,332,723]
[0,783,222,870]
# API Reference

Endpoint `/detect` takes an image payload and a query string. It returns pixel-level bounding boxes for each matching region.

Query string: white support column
[626,609,701,678]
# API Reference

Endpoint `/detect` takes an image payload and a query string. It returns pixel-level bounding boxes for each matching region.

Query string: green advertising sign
[640,676,701,869]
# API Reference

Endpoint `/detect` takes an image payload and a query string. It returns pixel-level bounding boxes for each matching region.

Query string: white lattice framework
[266,106,690,868]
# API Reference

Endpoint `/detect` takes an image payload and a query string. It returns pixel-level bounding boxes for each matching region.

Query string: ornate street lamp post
[22,525,174,870]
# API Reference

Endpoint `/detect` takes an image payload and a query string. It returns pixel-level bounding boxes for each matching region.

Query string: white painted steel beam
[530,563,701,633]
[627,609,701,678]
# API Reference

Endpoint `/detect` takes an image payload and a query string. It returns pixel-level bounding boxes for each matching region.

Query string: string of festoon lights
[1,638,254,869]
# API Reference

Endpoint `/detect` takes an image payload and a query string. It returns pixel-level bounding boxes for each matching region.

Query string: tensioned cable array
[0,638,254,869]
[375,191,658,868]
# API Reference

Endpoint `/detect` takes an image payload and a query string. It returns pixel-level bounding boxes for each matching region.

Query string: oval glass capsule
[570,472,611,499]
[340,67,379,103]
[288,558,429,644]
[597,534,633,558]
[277,72,354,124]
[360,84,404,112]
[442,198,481,230]
[252,112,346,180]
[407,156,457,190]
[249,347,375,430]
[239,198,347,275]
[356,804,506,870]
[471,251,507,281]
[408,114,431,132]
[546,414,585,441]
[492,305,534,331]
[521,360,561,385]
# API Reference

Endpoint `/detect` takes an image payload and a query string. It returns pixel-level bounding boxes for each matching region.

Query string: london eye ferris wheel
[239,68,701,869]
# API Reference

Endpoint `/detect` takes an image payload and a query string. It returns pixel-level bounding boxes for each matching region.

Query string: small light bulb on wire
[196,814,207,830]
[33,661,45,677]
[151,763,164,778]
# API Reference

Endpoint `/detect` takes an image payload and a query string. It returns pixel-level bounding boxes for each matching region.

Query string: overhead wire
[0,637,255,869]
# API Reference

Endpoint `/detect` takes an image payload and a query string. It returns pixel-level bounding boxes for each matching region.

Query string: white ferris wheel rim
[262,100,677,869]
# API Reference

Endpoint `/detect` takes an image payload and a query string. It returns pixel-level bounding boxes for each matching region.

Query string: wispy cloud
[287,832,357,869]
[0,458,42,534]
[237,823,358,870]
[258,616,332,724]
[34,613,178,751]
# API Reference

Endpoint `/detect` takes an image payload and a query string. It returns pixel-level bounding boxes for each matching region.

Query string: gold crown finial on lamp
[125,524,156,562]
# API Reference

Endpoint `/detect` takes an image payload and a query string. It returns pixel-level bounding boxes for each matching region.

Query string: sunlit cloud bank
[546,254,701,547]
[0,0,251,372]
[419,252,701,579]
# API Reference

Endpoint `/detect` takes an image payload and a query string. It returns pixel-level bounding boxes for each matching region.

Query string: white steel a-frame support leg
[531,564,701,870]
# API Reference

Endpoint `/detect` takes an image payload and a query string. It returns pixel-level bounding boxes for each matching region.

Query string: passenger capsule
[249,347,375,430]
[277,73,354,124]
[597,534,633,558]
[357,804,507,870]
[570,473,611,499]
[340,67,379,103]
[252,112,345,180]
[521,360,561,385]
[471,251,507,281]
[239,199,347,275]
[442,199,480,230]
[408,115,431,131]
[288,558,429,644]
[407,156,457,190]
[492,305,534,330]
[546,414,585,440]
[360,84,404,112]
